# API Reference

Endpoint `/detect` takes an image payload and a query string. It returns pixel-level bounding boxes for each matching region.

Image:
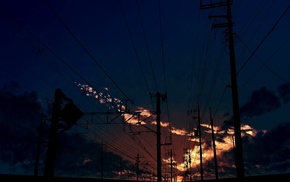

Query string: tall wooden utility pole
[152,92,167,182]
[227,0,245,177]
[101,141,104,180]
[169,149,173,182]
[34,110,45,176]
[200,0,245,179]
[156,92,162,182]
[44,88,83,177]
[136,153,140,181]
[197,106,203,181]
[44,88,62,177]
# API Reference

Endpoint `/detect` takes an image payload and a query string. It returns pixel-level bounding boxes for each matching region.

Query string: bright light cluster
[75,82,122,110]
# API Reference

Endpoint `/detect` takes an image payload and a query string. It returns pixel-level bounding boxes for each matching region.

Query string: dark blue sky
[0,0,290,180]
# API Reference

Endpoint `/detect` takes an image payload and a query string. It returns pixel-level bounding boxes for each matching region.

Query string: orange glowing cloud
[151,120,170,127]
[177,124,257,175]
[170,127,187,136]
[241,124,258,137]
[201,123,220,133]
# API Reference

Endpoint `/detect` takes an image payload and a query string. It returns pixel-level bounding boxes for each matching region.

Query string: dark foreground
[1,173,290,181]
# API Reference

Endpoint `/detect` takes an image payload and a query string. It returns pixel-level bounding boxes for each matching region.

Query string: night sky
[0,0,290,181]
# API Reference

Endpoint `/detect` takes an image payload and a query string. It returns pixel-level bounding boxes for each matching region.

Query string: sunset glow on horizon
[76,82,270,179]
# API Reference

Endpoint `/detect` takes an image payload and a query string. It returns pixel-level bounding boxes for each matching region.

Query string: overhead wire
[156,2,178,176]
[235,0,267,36]
[157,0,173,154]
[118,0,164,164]
[211,0,281,121]
[136,0,159,93]
[186,11,219,162]
[198,2,241,174]
[0,5,103,101]
[76,118,140,162]
[61,119,135,161]
[2,0,290,178]
[0,11,55,99]
[191,6,224,154]
[184,1,203,156]
[237,6,290,75]
[237,35,290,91]
[183,3,205,173]
[0,4,107,119]
[185,1,245,175]
[199,2,290,176]
[81,112,158,165]
[1,1,156,172]
[136,0,174,174]
[158,0,167,94]
[118,0,152,99]
[44,0,132,102]
[201,0,288,176]
[119,0,174,174]
[192,5,224,114]
[43,0,158,167]
[213,1,286,123]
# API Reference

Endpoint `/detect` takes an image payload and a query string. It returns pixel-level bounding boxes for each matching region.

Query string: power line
[118,0,152,101]
[136,0,159,93]
[44,0,132,102]
[158,0,167,94]
[237,35,290,90]
[0,5,102,97]
[237,6,290,75]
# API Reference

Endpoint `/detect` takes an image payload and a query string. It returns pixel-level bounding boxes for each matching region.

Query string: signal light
[59,103,84,129]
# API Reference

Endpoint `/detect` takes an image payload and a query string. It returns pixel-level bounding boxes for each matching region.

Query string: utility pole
[209,107,218,179]
[197,106,203,181]
[200,0,245,179]
[188,147,192,182]
[151,92,167,182]
[119,157,123,180]
[44,88,83,177]
[167,149,176,182]
[44,88,62,177]
[170,149,173,182]
[182,147,189,181]
[100,141,105,180]
[156,92,162,182]
[34,110,45,176]
[136,153,140,181]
